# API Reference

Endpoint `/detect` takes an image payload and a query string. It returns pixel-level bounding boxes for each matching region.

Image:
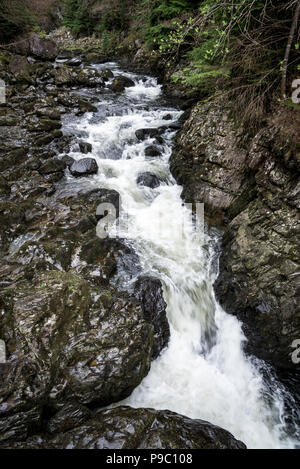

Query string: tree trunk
[281,0,300,97]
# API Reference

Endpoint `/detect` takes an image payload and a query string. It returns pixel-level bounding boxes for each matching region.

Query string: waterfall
[62,62,299,449]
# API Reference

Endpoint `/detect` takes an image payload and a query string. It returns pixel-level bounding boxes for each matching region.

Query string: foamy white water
[62,63,299,449]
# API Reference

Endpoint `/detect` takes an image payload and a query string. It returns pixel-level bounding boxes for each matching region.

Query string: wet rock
[77,98,97,114]
[38,159,66,175]
[75,67,103,87]
[137,172,161,189]
[65,58,82,67]
[170,99,249,224]
[79,141,92,154]
[145,145,161,157]
[110,76,135,92]
[54,66,103,87]
[101,68,114,81]
[136,128,160,140]
[0,176,10,198]
[8,55,30,76]
[0,406,246,449]
[28,34,58,60]
[35,108,61,120]
[36,119,62,132]
[0,272,154,443]
[61,155,75,168]
[172,96,300,373]
[70,158,98,177]
[135,277,170,359]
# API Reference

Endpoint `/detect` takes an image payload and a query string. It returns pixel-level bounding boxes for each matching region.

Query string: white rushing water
[63,63,299,449]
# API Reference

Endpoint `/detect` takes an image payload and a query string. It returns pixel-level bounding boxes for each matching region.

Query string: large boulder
[171,97,300,376]
[136,128,160,140]
[54,65,75,86]
[0,406,246,449]
[29,33,58,60]
[110,75,135,92]
[137,172,161,189]
[135,277,170,358]
[0,272,154,444]
[70,158,98,177]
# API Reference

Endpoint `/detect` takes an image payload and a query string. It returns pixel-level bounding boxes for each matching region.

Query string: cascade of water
[62,63,299,449]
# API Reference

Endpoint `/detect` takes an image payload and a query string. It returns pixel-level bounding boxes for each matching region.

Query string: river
[61,62,299,449]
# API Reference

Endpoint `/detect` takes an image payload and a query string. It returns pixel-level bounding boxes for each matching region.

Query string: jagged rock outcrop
[171,97,300,373]
[0,406,246,449]
[0,271,154,444]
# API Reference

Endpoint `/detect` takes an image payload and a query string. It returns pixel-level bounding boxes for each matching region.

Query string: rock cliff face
[170,97,300,374]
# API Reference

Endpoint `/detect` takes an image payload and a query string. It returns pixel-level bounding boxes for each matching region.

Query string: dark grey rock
[0,406,246,449]
[136,128,160,140]
[135,276,170,358]
[110,75,135,92]
[137,172,161,188]
[145,145,161,157]
[79,141,92,154]
[70,158,98,177]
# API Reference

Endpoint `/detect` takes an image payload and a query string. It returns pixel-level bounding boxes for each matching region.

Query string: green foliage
[0,0,37,43]
[63,0,94,35]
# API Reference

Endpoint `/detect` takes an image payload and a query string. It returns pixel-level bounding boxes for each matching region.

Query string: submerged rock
[145,145,161,157]
[110,76,135,92]
[137,172,161,188]
[79,141,92,154]
[0,406,246,449]
[70,158,98,177]
[135,277,170,358]
[0,272,154,444]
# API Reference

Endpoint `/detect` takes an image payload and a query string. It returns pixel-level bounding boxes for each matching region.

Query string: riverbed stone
[70,158,98,177]
[137,172,161,188]
[145,145,161,157]
[136,128,160,140]
[110,76,135,92]
[79,141,92,154]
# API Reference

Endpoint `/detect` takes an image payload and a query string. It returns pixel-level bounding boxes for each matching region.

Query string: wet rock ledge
[0,406,246,450]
